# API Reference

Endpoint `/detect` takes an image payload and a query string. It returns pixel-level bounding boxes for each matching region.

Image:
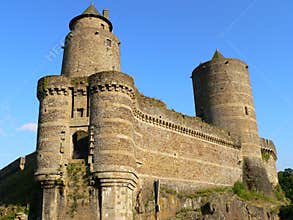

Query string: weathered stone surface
[134,187,281,220]
[0,3,279,220]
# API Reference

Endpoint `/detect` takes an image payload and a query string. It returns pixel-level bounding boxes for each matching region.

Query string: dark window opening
[101,24,105,29]
[245,106,249,115]
[77,108,84,117]
[72,131,89,159]
[95,31,99,35]
[106,39,112,47]
[71,88,74,118]
[86,86,90,117]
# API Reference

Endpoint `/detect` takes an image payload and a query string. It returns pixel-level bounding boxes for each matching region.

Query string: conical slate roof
[69,4,113,31]
[82,4,100,15]
[212,49,225,60]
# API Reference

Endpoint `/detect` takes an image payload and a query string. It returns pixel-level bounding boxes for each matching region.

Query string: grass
[161,185,231,199]
[0,205,29,220]
[232,181,287,205]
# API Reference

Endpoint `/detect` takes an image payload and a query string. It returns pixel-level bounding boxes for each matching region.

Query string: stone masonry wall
[260,138,278,186]
[134,93,242,190]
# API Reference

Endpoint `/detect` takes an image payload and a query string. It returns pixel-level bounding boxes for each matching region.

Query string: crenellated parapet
[37,75,71,100]
[260,137,277,160]
[259,137,278,186]
[90,82,135,99]
[133,106,240,149]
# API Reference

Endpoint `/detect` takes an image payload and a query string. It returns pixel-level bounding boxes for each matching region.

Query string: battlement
[89,71,135,99]
[260,137,277,159]
[37,75,71,100]
[0,153,36,180]
[135,93,240,149]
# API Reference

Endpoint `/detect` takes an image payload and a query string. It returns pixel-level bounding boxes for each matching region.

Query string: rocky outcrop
[135,187,282,220]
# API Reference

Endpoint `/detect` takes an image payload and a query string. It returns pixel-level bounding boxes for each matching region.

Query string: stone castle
[5,4,279,220]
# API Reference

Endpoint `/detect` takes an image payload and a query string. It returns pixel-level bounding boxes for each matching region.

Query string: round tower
[61,4,121,77]
[35,76,71,183]
[191,50,261,158]
[89,71,138,219]
[35,76,71,219]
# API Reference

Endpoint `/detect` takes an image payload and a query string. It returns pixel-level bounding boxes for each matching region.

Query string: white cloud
[18,123,38,133]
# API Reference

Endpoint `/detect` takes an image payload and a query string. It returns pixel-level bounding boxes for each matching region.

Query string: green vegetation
[161,186,231,199]
[232,180,286,204]
[261,149,271,162]
[178,187,231,199]
[278,168,293,219]
[278,169,293,202]
[0,213,15,220]
[232,181,268,201]
[66,162,91,217]
[38,77,48,99]
[175,207,198,216]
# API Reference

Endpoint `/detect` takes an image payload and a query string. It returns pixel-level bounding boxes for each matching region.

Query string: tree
[278,168,293,202]
[278,168,293,220]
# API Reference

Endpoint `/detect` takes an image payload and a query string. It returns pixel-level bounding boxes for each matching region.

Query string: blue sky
[0,0,292,170]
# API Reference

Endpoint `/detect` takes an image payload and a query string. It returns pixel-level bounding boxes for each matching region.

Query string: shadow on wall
[0,152,41,219]
[243,157,272,194]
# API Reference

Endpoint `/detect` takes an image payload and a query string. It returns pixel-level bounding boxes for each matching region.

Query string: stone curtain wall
[134,94,242,189]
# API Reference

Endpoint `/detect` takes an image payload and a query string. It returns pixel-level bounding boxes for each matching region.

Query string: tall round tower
[89,71,138,219]
[191,50,261,159]
[35,76,71,219]
[61,4,121,77]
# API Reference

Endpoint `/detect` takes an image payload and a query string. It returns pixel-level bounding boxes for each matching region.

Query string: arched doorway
[72,130,89,159]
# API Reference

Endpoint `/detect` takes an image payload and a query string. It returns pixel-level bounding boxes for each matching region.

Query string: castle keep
[33,4,278,220]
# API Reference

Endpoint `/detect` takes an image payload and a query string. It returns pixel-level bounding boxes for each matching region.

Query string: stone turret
[61,4,121,77]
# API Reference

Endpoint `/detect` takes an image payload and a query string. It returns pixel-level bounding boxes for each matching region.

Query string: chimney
[103,9,109,19]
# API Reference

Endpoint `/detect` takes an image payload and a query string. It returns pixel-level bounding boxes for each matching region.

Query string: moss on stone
[261,149,271,162]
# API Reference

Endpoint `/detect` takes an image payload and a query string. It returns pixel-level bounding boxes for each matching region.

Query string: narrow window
[106,39,112,47]
[245,106,249,115]
[77,108,84,117]
[71,88,74,118]
[101,24,105,29]
[95,31,99,35]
